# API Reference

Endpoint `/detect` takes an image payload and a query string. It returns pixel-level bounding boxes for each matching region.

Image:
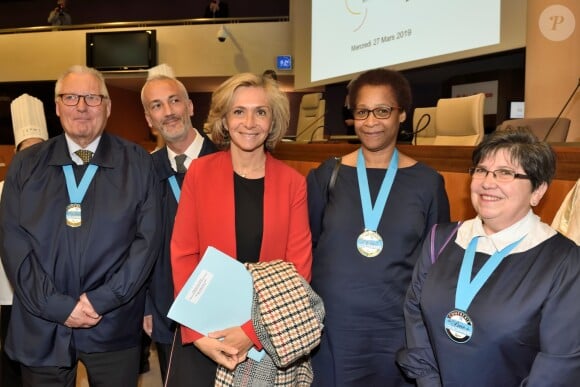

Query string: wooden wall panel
[272,143,580,225]
[1,142,577,227]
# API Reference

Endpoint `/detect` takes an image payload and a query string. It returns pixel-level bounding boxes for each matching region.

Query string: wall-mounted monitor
[86,30,157,71]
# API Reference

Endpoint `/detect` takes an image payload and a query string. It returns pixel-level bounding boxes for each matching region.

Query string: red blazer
[171,150,312,345]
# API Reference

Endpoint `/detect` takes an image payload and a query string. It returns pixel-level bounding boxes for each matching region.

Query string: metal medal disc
[356,229,383,258]
[66,203,82,228]
[444,309,473,343]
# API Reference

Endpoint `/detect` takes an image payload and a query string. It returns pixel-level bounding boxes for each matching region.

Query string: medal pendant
[444,309,473,343]
[356,229,383,258]
[66,203,82,228]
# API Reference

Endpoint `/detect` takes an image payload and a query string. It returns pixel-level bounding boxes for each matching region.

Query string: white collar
[457,210,556,254]
[167,129,204,172]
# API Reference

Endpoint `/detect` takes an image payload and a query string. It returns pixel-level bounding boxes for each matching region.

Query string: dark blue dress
[307,157,450,386]
[398,222,580,386]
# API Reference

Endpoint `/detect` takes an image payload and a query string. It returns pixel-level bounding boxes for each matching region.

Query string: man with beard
[140,74,216,383]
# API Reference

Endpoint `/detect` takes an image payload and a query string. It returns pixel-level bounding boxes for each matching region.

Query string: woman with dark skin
[307,68,450,386]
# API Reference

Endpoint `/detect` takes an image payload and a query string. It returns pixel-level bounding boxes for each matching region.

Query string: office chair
[497,117,571,143]
[296,93,325,142]
[432,93,485,146]
[412,106,437,145]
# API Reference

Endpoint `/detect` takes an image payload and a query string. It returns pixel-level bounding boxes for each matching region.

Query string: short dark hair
[348,68,412,116]
[472,128,556,191]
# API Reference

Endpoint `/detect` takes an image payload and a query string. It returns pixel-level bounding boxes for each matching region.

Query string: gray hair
[54,65,109,100]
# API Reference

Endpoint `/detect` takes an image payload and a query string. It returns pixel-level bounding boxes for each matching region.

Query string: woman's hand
[209,326,254,363]
[194,336,240,370]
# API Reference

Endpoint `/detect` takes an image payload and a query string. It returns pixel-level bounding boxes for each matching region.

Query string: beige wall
[525,0,579,141]
[0,22,292,83]
[1,2,577,141]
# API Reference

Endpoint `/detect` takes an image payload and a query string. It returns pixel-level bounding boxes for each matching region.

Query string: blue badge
[445,309,473,343]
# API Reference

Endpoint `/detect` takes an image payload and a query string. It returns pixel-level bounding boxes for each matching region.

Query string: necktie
[175,154,187,173]
[75,149,93,164]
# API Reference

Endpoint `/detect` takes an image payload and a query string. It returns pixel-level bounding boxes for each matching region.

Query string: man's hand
[79,293,100,319]
[143,315,153,337]
[64,299,101,328]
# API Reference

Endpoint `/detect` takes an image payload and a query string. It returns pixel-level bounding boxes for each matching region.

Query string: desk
[272,142,580,223]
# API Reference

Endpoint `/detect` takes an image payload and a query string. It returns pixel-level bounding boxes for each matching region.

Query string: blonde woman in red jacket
[167,73,315,386]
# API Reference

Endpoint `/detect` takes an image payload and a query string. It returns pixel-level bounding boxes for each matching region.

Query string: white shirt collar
[167,129,204,172]
[65,134,101,165]
[457,210,556,254]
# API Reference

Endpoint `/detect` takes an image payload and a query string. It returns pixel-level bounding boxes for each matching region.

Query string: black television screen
[86,30,157,71]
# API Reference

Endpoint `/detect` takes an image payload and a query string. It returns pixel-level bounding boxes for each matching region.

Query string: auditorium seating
[412,106,437,145]
[431,93,485,146]
[295,92,325,142]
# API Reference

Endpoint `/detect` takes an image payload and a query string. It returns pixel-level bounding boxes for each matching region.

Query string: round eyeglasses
[468,167,530,182]
[351,106,402,120]
[58,94,107,107]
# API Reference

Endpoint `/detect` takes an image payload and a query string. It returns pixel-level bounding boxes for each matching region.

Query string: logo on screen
[345,0,368,32]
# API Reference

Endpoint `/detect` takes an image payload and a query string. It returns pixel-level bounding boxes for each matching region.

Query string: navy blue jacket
[147,136,216,344]
[0,133,161,367]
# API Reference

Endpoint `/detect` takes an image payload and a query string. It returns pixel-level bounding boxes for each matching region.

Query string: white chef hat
[10,93,49,150]
[147,63,176,79]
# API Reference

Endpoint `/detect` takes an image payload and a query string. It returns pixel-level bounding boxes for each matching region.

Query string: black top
[307,158,450,385]
[234,173,264,264]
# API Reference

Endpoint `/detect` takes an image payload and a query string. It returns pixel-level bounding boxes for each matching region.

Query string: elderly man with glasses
[0,65,161,387]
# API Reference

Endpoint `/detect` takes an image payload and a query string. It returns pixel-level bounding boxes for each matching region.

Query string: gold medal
[66,203,82,227]
[356,229,383,258]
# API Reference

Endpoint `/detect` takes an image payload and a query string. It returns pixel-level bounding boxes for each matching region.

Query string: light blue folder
[167,246,265,361]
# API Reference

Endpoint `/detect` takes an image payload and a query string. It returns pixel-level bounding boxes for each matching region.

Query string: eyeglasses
[351,106,402,120]
[468,167,530,182]
[58,94,107,107]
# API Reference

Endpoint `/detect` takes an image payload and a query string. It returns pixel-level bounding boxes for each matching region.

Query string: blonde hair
[206,73,289,151]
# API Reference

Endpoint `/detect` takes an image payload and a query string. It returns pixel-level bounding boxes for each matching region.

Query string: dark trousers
[139,332,151,373]
[21,346,140,387]
[155,341,172,384]
[1,305,22,387]
[165,328,216,387]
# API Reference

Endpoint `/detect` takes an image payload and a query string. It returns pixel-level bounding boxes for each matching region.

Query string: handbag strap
[430,222,461,264]
[326,157,341,202]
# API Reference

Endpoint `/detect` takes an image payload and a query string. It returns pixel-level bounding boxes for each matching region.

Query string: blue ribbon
[356,148,398,232]
[455,235,525,311]
[62,164,98,203]
[168,175,181,202]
